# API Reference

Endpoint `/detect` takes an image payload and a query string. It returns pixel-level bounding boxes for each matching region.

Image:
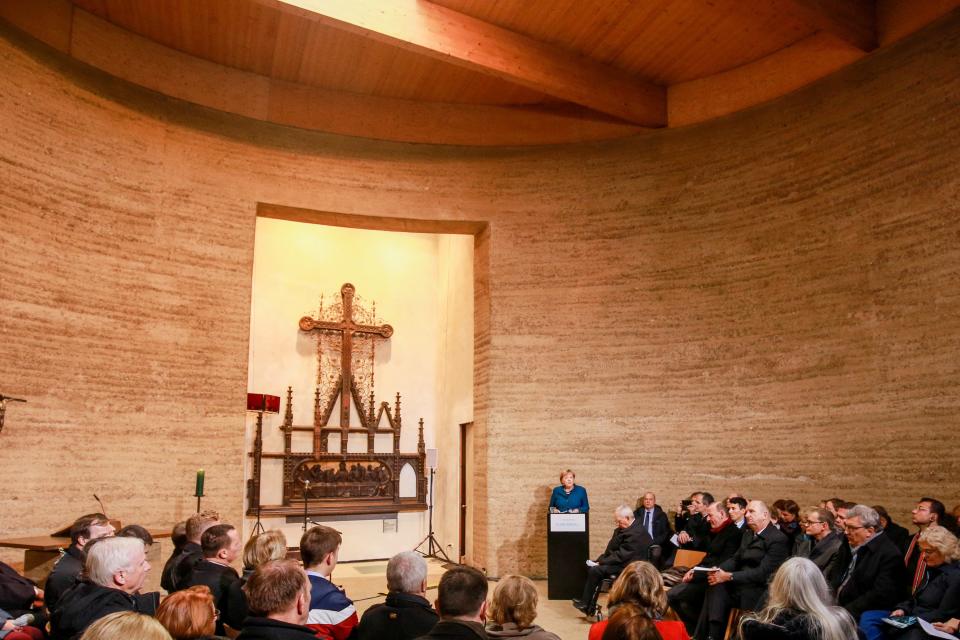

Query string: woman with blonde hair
[241,530,288,581]
[156,585,227,640]
[589,561,689,640]
[487,575,560,640]
[78,611,171,640]
[859,525,960,640]
[739,557,857,640]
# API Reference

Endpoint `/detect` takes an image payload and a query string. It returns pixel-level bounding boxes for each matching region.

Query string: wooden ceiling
[3,0,959,144]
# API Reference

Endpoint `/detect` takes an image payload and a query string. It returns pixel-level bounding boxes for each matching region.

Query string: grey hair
[386,550,428,593]
[86,536,144,587]
[740,557,857,640]
[615,504,635,519]
[846,505,880,529]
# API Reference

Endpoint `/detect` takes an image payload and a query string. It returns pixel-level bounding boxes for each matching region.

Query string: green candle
[196,469,205,496]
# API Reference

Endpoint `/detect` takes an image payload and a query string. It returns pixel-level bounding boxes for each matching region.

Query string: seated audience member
[156,585,226,640]
[51,536,153,640]
[905,498,949,594]
[46,513,115,612]
[590,561,689,640]
[634,492,672,548]
[356,551,438,640]
[117,525,154,547]
[725,497,747,530]
[416,565,489,640]
[675,498,695,535]
[300,525,358,640]
[772,500,801,549]
[78,610,172,640]
[237,560,316,640]
[667,501,742,633]
[793,507,843,584]
[0,560,43,625]
[184,524,247,637]
[548,469,589,513]
[600,604,673,640]
[873,506,910,551]
[486,575,560,640]
[859,525,960,640]
[0,607,43,640]
[823,498,845,520]
[832,504,906,622]
[573,505,654,615]
[162,510,220,594]
[242,530,288,582]
[698,500,789,640]
[160,522,187,592]
[676,493,713,552]
[739,557,858,640]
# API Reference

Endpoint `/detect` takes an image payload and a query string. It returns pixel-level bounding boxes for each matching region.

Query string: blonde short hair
[79,611,172,640]
[920,525,960,562]
[489,575,539,629]
[243,529,288,570]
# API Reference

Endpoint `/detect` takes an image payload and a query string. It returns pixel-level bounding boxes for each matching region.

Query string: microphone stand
[414,467,451,563]
[302,480,311,532]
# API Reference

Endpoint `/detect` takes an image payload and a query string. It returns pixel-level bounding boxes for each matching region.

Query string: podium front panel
[546,512,589,599]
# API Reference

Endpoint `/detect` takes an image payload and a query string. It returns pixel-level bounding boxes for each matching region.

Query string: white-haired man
[572,504,652,615]
[356,551,439,640]
[50,536,154,640]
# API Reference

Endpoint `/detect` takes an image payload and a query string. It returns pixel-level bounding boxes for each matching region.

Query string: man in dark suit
[45,513,115,613]
[634,492,672,548]
[573,504,653,615]
[184,523,248,636]
[415,565,488,640]
[794,507,844,584]
[161,509,220,593]
[697,500,789,640]
[677,492,714,552]
[833,504,907,622]
[667,500,744,634]
[873,505,910,551]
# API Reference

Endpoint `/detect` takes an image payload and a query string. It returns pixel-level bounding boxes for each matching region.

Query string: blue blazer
[549,484,589,512]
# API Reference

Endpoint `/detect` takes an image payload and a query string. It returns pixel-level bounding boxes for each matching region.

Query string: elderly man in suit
[832,504,906,624]
[697,500,789,640]
[572,504,653,615]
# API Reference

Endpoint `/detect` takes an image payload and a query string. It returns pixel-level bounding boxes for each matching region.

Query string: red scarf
[710,518,733,535]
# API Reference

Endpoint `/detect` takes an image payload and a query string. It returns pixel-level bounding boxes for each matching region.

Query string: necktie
[839,550,858,594]
[905,533,927,593]
[644,510,652,537]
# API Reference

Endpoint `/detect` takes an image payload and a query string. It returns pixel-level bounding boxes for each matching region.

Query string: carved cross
[299,283,393,430]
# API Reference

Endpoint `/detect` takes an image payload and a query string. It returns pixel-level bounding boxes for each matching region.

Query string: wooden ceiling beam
[781,0,877,51]
[263,0,666,126]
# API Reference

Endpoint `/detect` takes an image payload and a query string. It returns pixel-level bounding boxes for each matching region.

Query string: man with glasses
[833,504,906,622]
[905,497,949,594]
[793,507,843,584]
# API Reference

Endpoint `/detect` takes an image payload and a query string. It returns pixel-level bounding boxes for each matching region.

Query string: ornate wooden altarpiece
[247,283,428,517]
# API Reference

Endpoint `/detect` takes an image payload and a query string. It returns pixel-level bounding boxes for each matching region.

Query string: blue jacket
[549,485,589,512]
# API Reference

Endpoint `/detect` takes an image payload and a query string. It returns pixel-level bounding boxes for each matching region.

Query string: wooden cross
[299,283,393,431]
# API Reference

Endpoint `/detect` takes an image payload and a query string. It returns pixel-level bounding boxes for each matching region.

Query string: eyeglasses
[801,520,823,526]
[844,524,867,532]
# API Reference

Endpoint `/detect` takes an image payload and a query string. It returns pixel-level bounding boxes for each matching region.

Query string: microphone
[94,494,108,517]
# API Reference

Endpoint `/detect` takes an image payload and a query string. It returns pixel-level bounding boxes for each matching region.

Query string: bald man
[633,492,672,548]
[697,500,788,640]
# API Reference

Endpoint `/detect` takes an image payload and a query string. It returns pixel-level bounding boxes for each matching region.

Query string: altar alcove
[245,214,474,561]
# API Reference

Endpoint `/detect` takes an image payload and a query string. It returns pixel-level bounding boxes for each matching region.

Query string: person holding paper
[549,469,589,514]
[572,505,652,615]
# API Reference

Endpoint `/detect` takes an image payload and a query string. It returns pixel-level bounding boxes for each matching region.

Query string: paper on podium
[550,513,586,532]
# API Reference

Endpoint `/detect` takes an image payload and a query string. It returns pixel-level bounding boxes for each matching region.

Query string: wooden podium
[546,512,589,599]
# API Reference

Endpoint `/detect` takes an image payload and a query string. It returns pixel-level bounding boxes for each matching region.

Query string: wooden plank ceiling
[20,0,956,143]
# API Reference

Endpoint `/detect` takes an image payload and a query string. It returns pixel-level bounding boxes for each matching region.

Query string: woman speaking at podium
[549,469,589,513]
